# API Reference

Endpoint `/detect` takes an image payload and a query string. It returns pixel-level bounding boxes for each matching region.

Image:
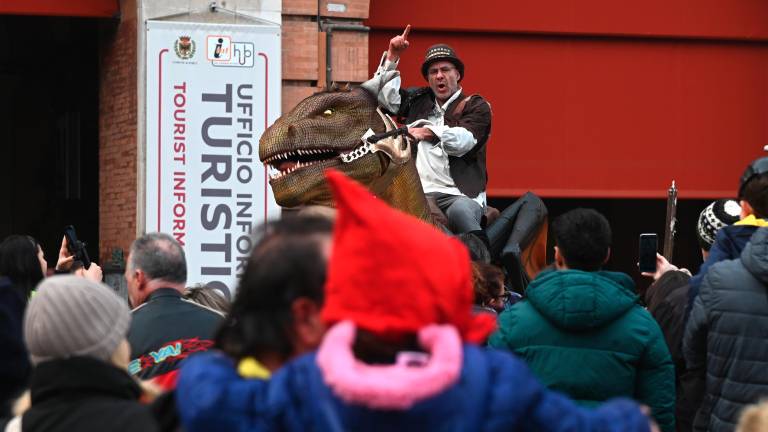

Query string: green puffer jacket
[489,269,675,432]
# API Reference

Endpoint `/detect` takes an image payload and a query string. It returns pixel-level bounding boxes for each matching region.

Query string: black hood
[30,356,141,404]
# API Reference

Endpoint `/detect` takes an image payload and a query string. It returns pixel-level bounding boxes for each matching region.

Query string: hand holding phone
[638,233,658,273]
[63,225,92,270]
[55,236,75,271]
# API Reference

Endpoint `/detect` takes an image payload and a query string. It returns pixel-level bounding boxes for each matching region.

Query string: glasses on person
[428,66,456,76]
[494,291,512,303]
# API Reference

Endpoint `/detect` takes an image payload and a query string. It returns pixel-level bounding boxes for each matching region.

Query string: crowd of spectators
[0,155,766,431]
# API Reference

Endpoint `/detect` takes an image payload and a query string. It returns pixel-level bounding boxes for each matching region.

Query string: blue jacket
[684,227,768,431]
[688,223,760,311]
[177,347,651,432]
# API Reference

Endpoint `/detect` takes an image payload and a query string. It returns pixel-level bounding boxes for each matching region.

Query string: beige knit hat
[24,275,131,365]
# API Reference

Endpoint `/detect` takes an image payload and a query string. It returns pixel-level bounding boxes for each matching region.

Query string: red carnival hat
[321,169,496,343]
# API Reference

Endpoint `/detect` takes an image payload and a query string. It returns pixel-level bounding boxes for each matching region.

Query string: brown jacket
[394,87,492,198]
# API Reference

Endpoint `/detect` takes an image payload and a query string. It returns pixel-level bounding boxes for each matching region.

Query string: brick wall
[282,0,370,113]
[99,0,138,264]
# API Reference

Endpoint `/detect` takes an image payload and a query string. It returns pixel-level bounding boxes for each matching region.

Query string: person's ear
[554,246,566,270]
[739,200,753,219]
[291,297,325,356]
[134,269,145,285]
[603,248,611,265]
[132,269,150,294]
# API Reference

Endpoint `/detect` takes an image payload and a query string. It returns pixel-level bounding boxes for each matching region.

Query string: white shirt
[373,52,486,207]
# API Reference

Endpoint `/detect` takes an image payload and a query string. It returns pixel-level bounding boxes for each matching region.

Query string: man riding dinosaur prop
[258,74,548,292]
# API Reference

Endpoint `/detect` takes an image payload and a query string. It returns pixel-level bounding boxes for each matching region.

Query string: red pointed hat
[321,169,496,343]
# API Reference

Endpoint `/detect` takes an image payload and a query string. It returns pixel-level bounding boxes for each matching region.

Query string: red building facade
[367,0,768,200]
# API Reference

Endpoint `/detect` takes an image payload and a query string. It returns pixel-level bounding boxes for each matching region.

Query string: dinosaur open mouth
[264,149,341,180]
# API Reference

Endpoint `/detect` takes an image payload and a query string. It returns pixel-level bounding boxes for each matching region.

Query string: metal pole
[320,22,369,89]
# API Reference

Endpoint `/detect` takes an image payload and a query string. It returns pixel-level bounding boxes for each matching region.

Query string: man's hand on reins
[407,127,435,142]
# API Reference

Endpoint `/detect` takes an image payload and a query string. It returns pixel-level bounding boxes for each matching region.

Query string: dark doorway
[0,16,101,270]
[489,196,714,294]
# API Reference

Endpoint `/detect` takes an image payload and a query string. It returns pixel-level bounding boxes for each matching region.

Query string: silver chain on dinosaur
[340,142,372,163]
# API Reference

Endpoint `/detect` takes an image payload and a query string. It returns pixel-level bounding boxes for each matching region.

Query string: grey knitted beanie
[24,275,131,365]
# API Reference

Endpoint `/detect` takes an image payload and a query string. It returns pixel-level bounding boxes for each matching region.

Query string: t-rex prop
[259,82,548,292]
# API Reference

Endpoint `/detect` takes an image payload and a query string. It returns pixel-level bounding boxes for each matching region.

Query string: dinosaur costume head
[260,85,421,215]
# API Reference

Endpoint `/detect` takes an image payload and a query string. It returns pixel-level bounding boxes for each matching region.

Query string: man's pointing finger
[402,24,411,40]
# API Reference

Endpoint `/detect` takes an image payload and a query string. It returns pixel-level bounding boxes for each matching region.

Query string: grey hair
[128,233,187,284]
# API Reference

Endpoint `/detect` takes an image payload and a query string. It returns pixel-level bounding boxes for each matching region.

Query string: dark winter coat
[0,277,30,418]
[643,270,703,432]
[21,356,159,432]
[393,87,491,198]
[489,269,675,432]
[684,227,768,431]
[688,221,763,311]
[176,348,652,432]
[128,288,223,382]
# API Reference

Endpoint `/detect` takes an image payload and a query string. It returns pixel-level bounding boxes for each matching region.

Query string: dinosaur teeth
[265,149,341,162]
[267,165,282,180]
[265,148,343,174]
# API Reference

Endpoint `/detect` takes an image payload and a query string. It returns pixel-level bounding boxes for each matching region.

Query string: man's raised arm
[369,25,411,114]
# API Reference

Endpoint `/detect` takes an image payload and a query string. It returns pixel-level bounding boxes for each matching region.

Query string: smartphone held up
[638,233,658,273]
[63,225,91,270]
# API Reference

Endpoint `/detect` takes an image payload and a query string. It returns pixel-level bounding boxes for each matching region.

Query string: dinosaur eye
[323,109,334,117]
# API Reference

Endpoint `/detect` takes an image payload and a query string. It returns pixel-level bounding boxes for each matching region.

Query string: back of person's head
[128,232,187,284]
[737,400,768,432]
[739,157,768,218]
[696,199,741,251]
[471,262,504,307]
[552,208,611,271]
[216,216,333,362]
[457,232,491,264]
[24,275,131,365]
[0,235,44,298]
[183,284,230,314]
